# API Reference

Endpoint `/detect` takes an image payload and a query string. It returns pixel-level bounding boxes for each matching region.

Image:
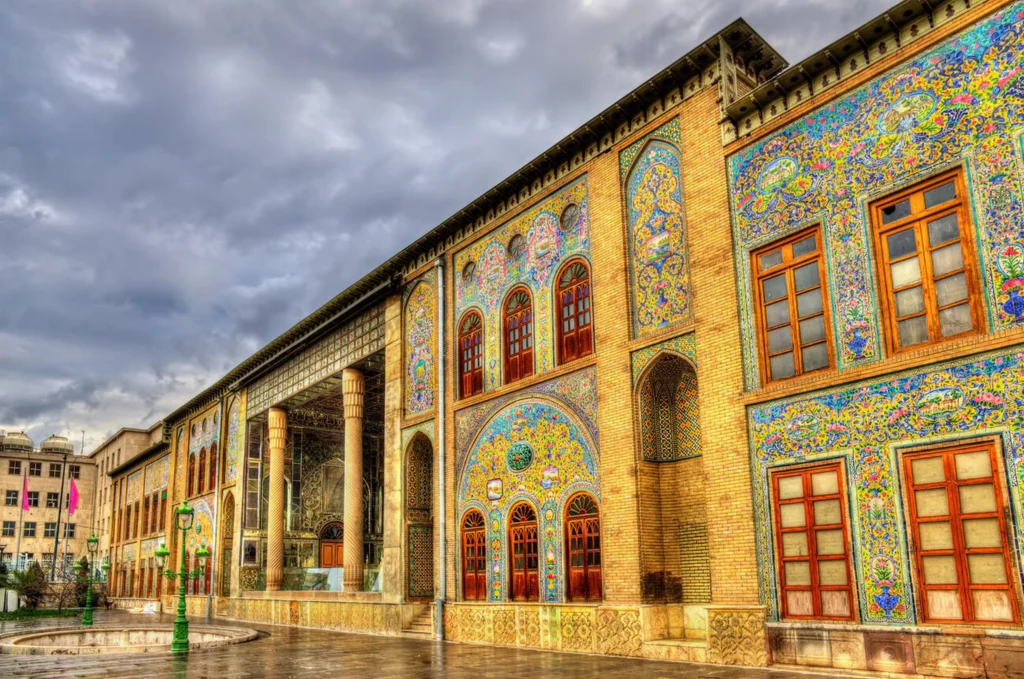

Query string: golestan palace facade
[96,0,1024,672]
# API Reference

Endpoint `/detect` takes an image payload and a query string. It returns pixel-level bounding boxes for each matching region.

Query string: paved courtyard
[2,610,844,679]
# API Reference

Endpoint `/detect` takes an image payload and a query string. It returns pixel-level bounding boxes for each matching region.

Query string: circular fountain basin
[0,625,259,655]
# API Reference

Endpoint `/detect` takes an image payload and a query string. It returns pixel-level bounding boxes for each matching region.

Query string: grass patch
[0,608,82,622]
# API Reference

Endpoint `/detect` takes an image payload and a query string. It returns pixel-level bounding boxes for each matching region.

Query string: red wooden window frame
[461,510,487,601]
[503,288,534,385]
[565,494,602,602]
[197,448,207,495]
[458,311,484,399]
[188,454,196,497]
[124,506,131,542]
[143,497,150,538]
[904,443,1020,624]
[159,492,167,533]
[133,501,140,540]
[209,443,218,491]
[556,260,593,365]
[508,502,539,601]
[771,462,855,621]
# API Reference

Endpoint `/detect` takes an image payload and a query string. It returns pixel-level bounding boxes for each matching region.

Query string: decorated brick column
[267,407,287,592]
[342,368,365,591]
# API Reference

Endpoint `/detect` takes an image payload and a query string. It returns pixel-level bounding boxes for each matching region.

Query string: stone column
[267,407,287,592]
[342,368,365,591]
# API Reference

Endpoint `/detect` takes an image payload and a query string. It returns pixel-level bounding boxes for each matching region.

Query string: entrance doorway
[508,502,539,601]
[320,522,344,568]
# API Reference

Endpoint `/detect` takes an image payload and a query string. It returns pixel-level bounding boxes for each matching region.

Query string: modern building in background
[88,0,1024,673]
[0,432,95,574]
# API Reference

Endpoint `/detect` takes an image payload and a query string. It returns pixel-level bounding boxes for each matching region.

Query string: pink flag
[69,478,79,516]
[21,474,29,511]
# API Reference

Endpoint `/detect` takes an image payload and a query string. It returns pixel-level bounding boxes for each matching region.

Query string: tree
[0,559,8,590]
[10,562,47,609]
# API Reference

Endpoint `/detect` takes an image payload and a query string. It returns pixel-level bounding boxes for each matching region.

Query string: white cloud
[55,30,135,104]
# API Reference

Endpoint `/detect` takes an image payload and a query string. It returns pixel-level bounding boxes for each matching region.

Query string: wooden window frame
[209,442,218,491]
[555,259,594,366]
[771,461,856,621]
[508,502,540,602]
[752,226,833,384]
[564,493,602,602]
[460,510,486,601]
[198,448,207,496]
[503,288,535,385]
[458,311,484,399]
[871,168,983,355]
[903,442,1021,625]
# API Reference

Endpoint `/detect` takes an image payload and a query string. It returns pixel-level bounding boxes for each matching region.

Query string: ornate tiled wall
[126,469,142,501]
[729,3,1024,388]
[455,368,599,602]
[403,271,437,418]
[188,405,222,479]
[630,332,697,386]
[144,455,169,495]
[224,395,242,485]
[453,177,590,391]
[220,597,403,636]
[174,425,186,502]
[621,119,693,338]
[749,347,1024,624]
[186,495,216,555]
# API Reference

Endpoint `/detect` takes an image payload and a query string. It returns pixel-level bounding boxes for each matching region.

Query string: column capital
[342,368,364,420]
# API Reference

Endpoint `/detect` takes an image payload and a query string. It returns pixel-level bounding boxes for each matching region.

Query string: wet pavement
[1,610,848,679]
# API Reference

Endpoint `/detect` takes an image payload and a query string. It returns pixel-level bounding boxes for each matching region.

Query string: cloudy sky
[0,0,894,453]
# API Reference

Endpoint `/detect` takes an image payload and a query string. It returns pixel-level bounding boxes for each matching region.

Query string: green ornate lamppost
[72,535,100,626]
[155,501,195,654]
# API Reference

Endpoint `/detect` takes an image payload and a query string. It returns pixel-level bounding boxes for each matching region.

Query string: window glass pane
[770,353,795,380]
[939,304,972,337]
[882,199,912,224]
[967,554,1008,584]
[801,343,829,372]
[927,590,963,620]
[922,555,958,584]
[818,560,848,586]
[815,529,844,555]
[784,561,811,586]
[777,476,804,500]
[915,488,950,517]
[935,272,968,307]
[779,503,806,528]
[799,316,826,344]
[767,327,793,354]
[794,262,820,291]
[762,275,787,302]
[810,471,838,496]
[962,518,1002,549]
[894,286,925,317]
[898,316,929,347]
[954,451,992,480]
[890,257,922,287]
[931,243,964,277]
[813,499,841,525]
[959,484,996,514]
[765,300,790,327]
[911,456,946,484]
[781,532,808,557]
[887,229,917,259]
[972,591,1014,622]
[924,182,957,208]
[796,290,823,318]
[760,250,783,270]
[919,521,954,551]
[792,235,817,258]
[927,213,960,246]
[820,591,851,617]
[787,591,814,616]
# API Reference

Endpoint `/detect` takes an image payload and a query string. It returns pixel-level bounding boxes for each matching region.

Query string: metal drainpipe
[435,257,446,640]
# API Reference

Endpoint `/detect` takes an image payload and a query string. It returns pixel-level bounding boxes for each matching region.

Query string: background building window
[872,170,981,352]
[68,465,80,479]
[904,444,1019,624]
[44,522,57,538]
[23,522,36,537]
[27,492,38,508]
[503,289,534,384]
[753,227,831,382]
[2,521,15,537]
[47,492,59,508]
[48,463,61,478]
[8,460,20,475]
[28,462,41,476]
[4,490,16,506]
[458,312,484,399]
[556,260,593,365]
[771,463,854,620]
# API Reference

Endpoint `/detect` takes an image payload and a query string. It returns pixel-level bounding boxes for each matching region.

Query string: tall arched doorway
[461,510,486,601]
[405,435,434,600]
[565,493,602,601]
[508,502,539,601]
[220,491,235,597]
[319,522,344,567]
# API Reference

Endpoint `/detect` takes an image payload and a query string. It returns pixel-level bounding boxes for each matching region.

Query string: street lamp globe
[87,535,99,555]
[72,561,82,575]
[154,544,170,572]
[101,557,110,574]
[175,502,194,531]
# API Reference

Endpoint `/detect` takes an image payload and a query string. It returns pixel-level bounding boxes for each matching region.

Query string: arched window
[508,502,539,601]
[503,289,534,384]
[565,494,602,602]
[187,454,196,497]
[458,311,484,399]
[461,510,486,601]
[198,448,207,495]
[204,550,213,596]
[556,260,593,364]
[209,443,218,491]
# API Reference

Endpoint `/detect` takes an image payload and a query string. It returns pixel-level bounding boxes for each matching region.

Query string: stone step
[642,638,708,664]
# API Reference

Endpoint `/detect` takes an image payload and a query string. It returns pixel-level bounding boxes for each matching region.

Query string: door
[566,494,602,602]
[461,513,486,600]
[320,541,344,568]
[509,503,539,601]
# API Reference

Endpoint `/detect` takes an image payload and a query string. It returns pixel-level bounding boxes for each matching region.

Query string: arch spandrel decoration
[622,119,692,338]
[458,396,599,603]
[403,271,437,418]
